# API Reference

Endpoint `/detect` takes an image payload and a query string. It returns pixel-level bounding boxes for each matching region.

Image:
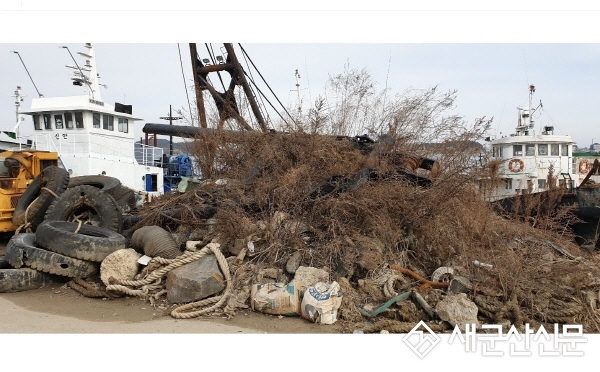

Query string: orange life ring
[579,159,590,174]
[508,158,524,173]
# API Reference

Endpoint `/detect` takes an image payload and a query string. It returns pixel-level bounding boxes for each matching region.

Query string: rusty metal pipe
[390,264,450,289]
[143,123,249,141]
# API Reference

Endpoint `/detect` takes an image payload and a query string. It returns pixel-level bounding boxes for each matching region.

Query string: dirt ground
[0,232,342,334]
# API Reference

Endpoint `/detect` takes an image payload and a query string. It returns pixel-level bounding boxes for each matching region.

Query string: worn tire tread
[45,185,122,232]
[12,166,70,230]
[67,175,121,193]
[0,267,61,293]
[111,185,137,213]
[6,233,98,278]
[36,220,127,262]
[0,255,10,269]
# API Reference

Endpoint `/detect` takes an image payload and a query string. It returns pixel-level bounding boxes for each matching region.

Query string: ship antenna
[529,84,535,110]
[11,51,43,98]
[12,86,24,138]
[290,69,304,114]
[62,45,95,99]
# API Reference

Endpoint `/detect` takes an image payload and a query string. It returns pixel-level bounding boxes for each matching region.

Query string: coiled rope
[68,277,121,298]
[106,242,232,319]
[383,274,407,298]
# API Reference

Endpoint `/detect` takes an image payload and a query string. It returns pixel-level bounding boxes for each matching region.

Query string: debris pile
[2,85,600,333]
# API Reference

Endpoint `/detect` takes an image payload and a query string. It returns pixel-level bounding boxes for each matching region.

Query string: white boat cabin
[488,85,575,200]
[17,43,164,195]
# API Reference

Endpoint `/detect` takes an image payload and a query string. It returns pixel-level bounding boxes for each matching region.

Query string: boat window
[65,112,74,129]
[493,146,503,157]
[550,144,559,156]
[33,115,41,130]
[538,179,546,189]
[103,115,114,131]
[75,112,84,128]
[504,179,512,190]
[93,113,101,128]
[118,118,129,133]
[513,145,523,156]
[54,114,64,129]
[43,114,52,130]
[526,144,535,156]
[538,144,548,156]
[561,144,569,156]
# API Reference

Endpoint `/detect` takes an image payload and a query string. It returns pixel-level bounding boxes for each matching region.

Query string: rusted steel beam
[189,43,207,128]
[223,43,268,132]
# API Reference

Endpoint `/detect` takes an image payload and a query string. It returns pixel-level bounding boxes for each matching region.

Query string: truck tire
[0,256,10,269]
[0,268,61,293]
[68,176,136,213]
[68,175,121,194]
[35,221,127,262]
[5,232,99,278]
[5,233,27,268]
[12,165,70,231]
[111,185,137,213]
[45,185,123,232]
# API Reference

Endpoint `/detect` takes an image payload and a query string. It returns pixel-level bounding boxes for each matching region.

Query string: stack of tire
[11,167,137,234]
[1,167,132,293]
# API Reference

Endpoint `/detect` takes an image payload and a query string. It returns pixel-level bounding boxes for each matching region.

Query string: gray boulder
[435,293,480,329]
[166,254,225,303]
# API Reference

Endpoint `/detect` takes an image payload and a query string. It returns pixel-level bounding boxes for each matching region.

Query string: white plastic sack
[300,281,343,324]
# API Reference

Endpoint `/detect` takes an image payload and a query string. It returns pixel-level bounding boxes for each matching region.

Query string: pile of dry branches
[134,66,600,331]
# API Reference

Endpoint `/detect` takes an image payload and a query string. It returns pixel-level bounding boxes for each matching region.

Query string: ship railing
[29,132,163,166]
[136,143,163,167]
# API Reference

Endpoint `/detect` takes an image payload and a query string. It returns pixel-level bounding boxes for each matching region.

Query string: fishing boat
[487,85,576,201]
[15,43,165,198]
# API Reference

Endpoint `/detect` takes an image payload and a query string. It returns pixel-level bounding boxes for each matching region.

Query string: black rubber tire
[130,225,182,258]
[120,228,134,246]
[69,176,137,213]
[5,233,26,268]
[35,220,127,262]
[12,165,70,231]
[45,185,123,232]
[68,175,121,194]
[111,185,137,213]
[5,233,98,278]
[0,268,61,293]
[0,255,10,269]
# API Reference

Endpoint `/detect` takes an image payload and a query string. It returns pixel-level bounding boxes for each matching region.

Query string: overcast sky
[1,6,600,148]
